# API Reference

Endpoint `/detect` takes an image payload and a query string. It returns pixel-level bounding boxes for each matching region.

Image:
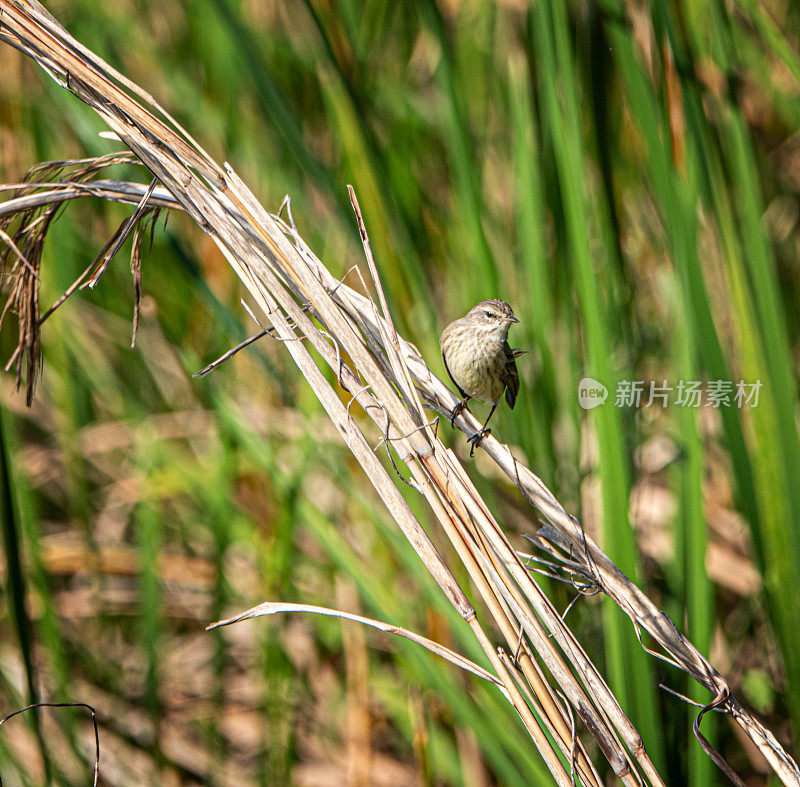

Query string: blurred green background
[1,0,799,783]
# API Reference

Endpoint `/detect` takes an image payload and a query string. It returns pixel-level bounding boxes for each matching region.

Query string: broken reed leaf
[693,690,747,787]
[207,600,509,696]
[82,176,158,290]
[192,329,268,377]
[0,155,159,399]
[130,220,143,348]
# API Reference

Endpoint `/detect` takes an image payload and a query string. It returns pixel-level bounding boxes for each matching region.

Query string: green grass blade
[419,0,499,301]
[507,52,558,485]
[0,406,52,781]
[528,1,665,769]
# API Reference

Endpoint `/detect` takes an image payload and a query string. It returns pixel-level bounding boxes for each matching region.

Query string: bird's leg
[468,403,498,456]
[448,395,471,427]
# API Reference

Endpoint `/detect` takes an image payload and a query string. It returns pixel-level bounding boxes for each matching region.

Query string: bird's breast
[442,334,506,403]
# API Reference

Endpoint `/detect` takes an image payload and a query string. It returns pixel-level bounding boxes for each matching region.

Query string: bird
[439,299,523,456]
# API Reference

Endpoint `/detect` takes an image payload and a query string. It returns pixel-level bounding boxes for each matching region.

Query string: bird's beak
[504,315,519,323]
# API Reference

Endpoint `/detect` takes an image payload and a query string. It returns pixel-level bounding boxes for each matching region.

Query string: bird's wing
[441,350,468,400]
[502,342,521,409]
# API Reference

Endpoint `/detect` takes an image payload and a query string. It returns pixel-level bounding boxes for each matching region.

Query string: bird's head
[465,299,518,340]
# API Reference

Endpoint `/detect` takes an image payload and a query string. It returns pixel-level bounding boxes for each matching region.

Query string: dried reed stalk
[0,1,796,784]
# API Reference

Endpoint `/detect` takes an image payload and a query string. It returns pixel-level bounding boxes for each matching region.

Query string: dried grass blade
[207,601,508,694]
[347,186,429,429]
[83,176,158,290]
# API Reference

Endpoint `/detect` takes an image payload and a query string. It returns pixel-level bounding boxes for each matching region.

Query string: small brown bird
[440,299,522,455]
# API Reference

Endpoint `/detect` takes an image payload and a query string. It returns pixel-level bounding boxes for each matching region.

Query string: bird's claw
[449,398,469,427]
[468,428,491,457]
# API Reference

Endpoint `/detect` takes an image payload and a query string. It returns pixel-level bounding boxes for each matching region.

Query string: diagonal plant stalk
[0,1,796,784]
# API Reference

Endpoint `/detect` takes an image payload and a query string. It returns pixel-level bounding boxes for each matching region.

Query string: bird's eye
[484,310,494,318]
